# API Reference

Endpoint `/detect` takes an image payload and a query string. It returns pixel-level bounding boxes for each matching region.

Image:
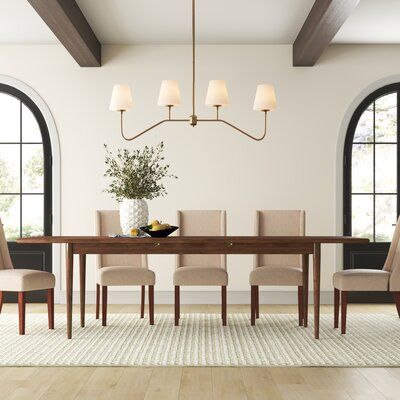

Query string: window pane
[375,144,397,193]
[354,103,373,142]
[352,195,373,240]
[22,195,43,237]
[22,144,44,193]
[352,144,373,193]
[0,93,20,143]
[375,93,397,142]
[0,195,20,240]
[22,104,42,142]
[375,195,397,242]
[0,144,20,193]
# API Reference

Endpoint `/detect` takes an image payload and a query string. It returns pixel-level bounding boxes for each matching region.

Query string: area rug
[0,313,399,367]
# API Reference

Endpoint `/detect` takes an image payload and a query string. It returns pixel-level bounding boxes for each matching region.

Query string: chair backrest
[176,210,226,269]
[383,215,400,273]
[254,210,305,268]
[0,217,13,270]
[95,210,147,268]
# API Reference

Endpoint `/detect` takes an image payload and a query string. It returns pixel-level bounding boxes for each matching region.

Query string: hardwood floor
[0,303,399,400]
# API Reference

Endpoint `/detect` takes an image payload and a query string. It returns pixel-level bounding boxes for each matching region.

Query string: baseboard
[57,290,334,305]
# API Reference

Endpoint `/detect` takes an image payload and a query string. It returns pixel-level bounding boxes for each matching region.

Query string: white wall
[1,43,400,303]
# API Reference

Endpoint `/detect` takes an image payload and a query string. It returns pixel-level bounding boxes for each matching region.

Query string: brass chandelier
[109,0,276,141]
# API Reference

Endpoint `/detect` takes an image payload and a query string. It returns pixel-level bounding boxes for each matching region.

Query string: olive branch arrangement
[104,142,177,202]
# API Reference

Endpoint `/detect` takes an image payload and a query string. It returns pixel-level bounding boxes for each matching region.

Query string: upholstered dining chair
[0,217,55,335]
[95,210,155,326]
[333,217,400,334]
[250,210,307,326]
[174,210,227,326]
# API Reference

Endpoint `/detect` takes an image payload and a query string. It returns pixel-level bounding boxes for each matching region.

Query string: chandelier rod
[192,0,196,117]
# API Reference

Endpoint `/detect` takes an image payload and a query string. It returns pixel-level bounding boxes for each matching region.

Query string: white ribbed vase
[119,199,149,234]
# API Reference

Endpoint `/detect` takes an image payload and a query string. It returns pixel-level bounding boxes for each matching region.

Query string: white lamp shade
[205,80,229,107]
[109,84,133,111]
[157,80,181,106]
[253,84,276,111]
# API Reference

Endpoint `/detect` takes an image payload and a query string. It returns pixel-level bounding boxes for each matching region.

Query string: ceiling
[0,0,399,45]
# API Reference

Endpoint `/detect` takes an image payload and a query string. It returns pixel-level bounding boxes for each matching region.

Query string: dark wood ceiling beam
[293,0,359,67]
[28,0,101,67]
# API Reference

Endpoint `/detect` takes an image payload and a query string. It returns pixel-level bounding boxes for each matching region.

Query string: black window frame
[0,83,52,240]
[344,83,400,241]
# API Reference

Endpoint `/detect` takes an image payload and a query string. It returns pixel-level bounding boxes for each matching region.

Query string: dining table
[17,235,369,339]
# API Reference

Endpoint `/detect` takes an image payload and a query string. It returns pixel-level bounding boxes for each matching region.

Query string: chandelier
[109,0,276,141]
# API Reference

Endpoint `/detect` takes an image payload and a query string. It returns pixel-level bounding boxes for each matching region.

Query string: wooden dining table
[17,235,369,339]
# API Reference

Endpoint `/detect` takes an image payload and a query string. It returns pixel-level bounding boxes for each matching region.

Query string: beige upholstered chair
[250,210,307,326]
[174,210,227,326]
[333,217,400,334]
[0,217,55,335]
[95,210,155,326]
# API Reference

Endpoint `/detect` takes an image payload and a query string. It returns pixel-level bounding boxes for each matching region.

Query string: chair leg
[141,285,145,318]
[298,286,304,326]
[341,291,348,334]
[221,286,227,326]
[0,291,3,314]
[18,292,26,335]
[95,284,100,320]
[174,286,180,326]
[102,286,108,327]
[393,292,400,318]
[255,285,260,319]
[302,255,309,327]
[251,285,256,326]
[334,288,340,328]
[149,285,154,325]
[47,288,54,329]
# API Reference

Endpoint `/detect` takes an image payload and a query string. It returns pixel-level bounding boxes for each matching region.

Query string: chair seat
[0,269,55,292]
[173,266,228,286]
[333,269,390,291]
[250,266,303,286]
[97,266,155,286]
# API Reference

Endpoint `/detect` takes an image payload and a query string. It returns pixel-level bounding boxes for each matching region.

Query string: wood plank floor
[0,303,399,400]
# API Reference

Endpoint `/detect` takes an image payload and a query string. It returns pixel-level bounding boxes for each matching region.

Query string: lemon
[130,228,139,236]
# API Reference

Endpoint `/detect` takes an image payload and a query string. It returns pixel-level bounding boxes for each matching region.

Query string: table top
[16,235,370,244]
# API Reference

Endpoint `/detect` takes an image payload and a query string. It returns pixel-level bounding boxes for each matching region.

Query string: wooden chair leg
[251,285,256,326]
[141,285,145,318]
[298,286,304,326]
[341,291,348,334]
[47,288,54,329]
[255,285,260,319]
[18,292,26,335]
[221,286,227,326]
[302,255,309,327]
[393,292,400,318]
[334,288,340,328]
[0,291,3,314]
[174,286,180,326]
[95,284,100,320]
[149,285,154,325]
[102,286,108,327]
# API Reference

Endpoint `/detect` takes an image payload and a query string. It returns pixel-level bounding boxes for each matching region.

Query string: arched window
[343,83,399,302]
[0,83,52,301]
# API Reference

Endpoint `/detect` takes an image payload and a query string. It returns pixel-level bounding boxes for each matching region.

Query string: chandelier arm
[119,111,188,141]
[197,111,268,141]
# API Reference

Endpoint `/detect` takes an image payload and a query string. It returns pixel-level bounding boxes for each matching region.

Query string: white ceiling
[0,0,400,45]
[76,0,315,44]
[333,0,400,44]
[0,0,57,44]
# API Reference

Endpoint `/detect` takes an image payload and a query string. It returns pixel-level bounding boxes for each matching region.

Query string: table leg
[313,243,321,339]
[66,243,74,339]
[79,254,86,328]
[302,254,309,328]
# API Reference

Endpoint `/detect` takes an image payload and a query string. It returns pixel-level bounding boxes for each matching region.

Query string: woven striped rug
[0,313,399,366]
